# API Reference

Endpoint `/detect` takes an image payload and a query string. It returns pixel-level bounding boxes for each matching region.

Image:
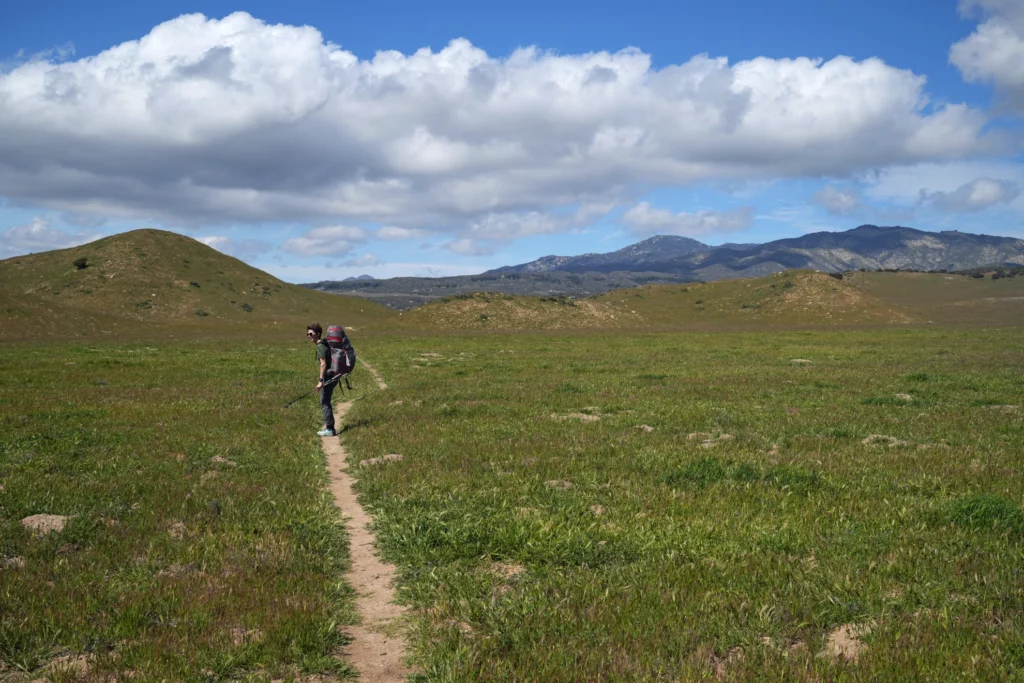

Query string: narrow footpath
[321,360,411,682]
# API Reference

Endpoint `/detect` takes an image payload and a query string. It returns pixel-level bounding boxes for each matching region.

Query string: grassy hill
[0,229,396,341]
[843,270,1024,327]
[382,270,922,332]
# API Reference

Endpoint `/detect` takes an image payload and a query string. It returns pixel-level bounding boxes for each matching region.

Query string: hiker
[308,323,337,437]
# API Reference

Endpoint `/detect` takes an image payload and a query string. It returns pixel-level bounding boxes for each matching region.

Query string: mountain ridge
[488,225,1024,277]
[308,225,1024,309]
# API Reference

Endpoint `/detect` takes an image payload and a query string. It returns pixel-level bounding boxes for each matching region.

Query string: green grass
[339,327,1024,681]
[0,229,396,341]
[0,340,385,681]
[4,324,1024,680]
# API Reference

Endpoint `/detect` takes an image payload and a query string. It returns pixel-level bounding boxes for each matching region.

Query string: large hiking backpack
[324,325,356,378]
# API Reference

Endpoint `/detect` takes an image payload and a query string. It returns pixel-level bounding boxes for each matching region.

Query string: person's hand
[316,380,323,390]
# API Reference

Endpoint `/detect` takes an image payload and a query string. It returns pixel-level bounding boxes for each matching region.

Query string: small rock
[168,522,186,540]
[590,504,606,516]
[210,456,236,466]
[545,480,573,490]
[20,514,70,535]
[894,393,914,402]
[634,425,655,433]
[790,359,813,364]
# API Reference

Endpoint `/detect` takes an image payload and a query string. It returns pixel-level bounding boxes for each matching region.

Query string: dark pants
[320,377,336,432]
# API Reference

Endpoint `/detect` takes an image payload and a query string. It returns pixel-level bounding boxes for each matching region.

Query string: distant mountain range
[306,225,1024,309]
[488,225,1024,278]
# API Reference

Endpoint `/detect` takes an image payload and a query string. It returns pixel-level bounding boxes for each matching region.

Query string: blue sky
[1,0,1022,281]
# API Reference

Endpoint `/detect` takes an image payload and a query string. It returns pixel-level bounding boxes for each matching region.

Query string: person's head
[306,323,322,341]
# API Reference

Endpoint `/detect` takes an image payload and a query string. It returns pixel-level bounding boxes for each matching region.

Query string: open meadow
[3,234,1024,681]
[4,326,1021,680]
[342,327,1024,681]
[0,340,383,682]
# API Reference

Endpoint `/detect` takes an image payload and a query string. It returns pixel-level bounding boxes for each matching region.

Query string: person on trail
[307,323,337,437]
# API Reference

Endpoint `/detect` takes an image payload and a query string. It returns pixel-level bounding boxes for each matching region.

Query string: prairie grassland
[0,340,382,681]
[342,328,1024,681]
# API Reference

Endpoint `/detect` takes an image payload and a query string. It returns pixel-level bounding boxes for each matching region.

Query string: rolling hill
[0,229,395,341]
[382,270,922,332]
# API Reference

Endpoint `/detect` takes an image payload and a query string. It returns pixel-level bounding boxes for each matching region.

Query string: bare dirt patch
[688,432,735,448]
[862,434,910,447]
[489,562,525,580]
[20,514,70,535]
[711,646,743,680]
[545,480,573,489]
[321,402,413,682]
[361,453,404,467]
[824,622,871,662]
[551,412,601,422]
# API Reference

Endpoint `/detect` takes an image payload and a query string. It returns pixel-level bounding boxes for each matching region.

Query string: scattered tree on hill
[73,257,88,270]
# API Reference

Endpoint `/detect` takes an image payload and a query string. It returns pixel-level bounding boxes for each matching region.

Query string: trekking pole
[282,374,345,408]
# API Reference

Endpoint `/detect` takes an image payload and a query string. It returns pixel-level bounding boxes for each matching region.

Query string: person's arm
[317,356,327,387]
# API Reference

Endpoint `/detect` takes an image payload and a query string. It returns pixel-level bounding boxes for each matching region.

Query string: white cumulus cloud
[622,203,754,237]
[0,216,101,255]
[929,177,1020,212]
[952,0,1024,113]
[281,225,368,256]
[0,11,995,244]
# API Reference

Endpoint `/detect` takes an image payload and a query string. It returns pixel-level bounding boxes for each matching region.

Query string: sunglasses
[307,331,316,338]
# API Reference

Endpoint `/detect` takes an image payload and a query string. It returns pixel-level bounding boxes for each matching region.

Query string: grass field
[2,323,1023,680]
[0,339,384,682]
[339,328,1024,681]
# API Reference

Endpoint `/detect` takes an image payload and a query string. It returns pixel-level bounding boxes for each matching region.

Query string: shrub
[241,303,253,313]
[195,309,209,317]
[73,257,88,269]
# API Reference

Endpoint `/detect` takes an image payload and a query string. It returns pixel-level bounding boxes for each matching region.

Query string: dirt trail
[360,358,388,390]
[322,401,412,681]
